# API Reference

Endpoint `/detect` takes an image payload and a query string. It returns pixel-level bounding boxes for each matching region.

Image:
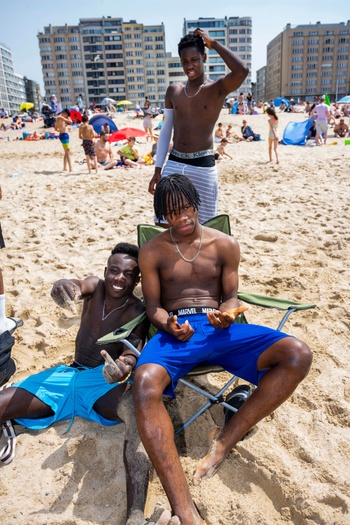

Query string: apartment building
[266,21,350,102]
[183,16,252,98]
[0,42,26,115]
[24,77,42,110]
[256,66,267,103]
[166,53,186,86]
[37,17,166,108]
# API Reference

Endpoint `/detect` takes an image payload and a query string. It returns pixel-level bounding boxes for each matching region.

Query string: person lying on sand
[0,243,173,525]
[130,174,312,525]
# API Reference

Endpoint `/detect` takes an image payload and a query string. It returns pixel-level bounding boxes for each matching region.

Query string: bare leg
[85,154,91,174]
[94,387,150,525]
[66,150,73,172]
[92,155,98,173]
[268,138,273,162]
[193,337,312,485]
[274,138,279,164]
[0,386,54,424]
[133,364,203,525]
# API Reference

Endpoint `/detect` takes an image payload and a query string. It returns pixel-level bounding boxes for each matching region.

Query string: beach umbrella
[101,97,117,105]
[117,100,133,106]
[70,109,82,122]
[20,102,34,111]
[337,95,350,104]
[108,127,147,142]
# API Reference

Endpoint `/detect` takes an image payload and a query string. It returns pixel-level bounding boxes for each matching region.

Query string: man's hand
[166,315,194,342]
[50,279,81,314]
[207,305,248,329]
[193,27,215,49]
[101,350,136,384]
[148,169,162,195]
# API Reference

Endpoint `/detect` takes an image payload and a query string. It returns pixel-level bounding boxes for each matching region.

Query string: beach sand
[0,109,349,525]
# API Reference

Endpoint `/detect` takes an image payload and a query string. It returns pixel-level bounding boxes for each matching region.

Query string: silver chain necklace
[170,226,204,263]
[102,297,130,321]
[183,78,207,99]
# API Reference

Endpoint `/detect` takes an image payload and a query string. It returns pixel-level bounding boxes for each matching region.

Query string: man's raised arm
[194,28,249,95]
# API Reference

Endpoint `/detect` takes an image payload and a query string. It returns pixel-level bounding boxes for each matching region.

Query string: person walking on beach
[148,28,248,224]
[78,115,98,174]
[54,108,73,172]
[267,107,279,164]
[312,96,331,145]
[133,174,312,525]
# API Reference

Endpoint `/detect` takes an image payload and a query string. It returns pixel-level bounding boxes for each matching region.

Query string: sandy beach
[0,108,349,525]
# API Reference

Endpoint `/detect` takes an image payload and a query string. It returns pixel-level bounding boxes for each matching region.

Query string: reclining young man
[132,174,313,525]
[0,243,158,525]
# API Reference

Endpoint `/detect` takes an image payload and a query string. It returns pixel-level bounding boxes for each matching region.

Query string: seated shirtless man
[95,130,118,170]
[333,118,349,138]
[0,243,162,525]
[133,174,313,525]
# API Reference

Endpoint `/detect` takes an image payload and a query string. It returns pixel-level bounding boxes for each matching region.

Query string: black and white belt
[169,306,218,317]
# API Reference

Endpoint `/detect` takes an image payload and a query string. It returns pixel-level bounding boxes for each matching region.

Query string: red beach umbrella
[108,127,147,142]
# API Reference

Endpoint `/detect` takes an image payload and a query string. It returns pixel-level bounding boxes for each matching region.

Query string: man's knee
[285,338,312,379]
[133,365,166,405]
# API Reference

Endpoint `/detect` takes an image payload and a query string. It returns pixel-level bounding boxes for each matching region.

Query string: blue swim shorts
[59,132,70,149]
[136,314,290,397]
[13,364,130,430]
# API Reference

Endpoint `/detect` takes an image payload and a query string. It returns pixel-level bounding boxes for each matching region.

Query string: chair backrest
[137,214,231,247]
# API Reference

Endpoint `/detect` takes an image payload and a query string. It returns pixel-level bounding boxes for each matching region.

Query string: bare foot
[193,426,226,486]
[144,508,181,525]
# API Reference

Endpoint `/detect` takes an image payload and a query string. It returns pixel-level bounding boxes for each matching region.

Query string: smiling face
[104,253,140,300]
[180,46,206,81]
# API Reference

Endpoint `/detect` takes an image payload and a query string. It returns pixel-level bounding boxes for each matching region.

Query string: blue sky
[2,0,348,91]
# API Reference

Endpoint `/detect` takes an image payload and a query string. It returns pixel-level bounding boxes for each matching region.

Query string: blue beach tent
[281,119,312,146]
[89,115,117,134]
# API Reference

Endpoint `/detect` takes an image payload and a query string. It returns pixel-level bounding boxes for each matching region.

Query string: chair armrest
[238,291,316,311]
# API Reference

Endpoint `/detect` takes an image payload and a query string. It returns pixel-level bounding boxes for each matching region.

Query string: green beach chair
[98,215,316,434]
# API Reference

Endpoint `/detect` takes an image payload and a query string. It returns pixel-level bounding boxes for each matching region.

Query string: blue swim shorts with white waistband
[136,314,289,398]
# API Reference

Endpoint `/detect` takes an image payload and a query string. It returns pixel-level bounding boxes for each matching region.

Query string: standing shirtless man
[148,28,248,224]
[54,108,73,172]
[134,174,312,525]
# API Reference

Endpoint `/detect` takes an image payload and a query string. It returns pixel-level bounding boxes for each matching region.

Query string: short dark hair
[61,108,70,117]
[100,130,106,137]
[82,115,88,123]
[110,242,139,261]
[178,33,205,57]
[127,136,136,142]
[154,174,201,221]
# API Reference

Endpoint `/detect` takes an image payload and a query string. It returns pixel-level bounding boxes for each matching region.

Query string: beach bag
[253,133,261,141]
[0,331,16,387]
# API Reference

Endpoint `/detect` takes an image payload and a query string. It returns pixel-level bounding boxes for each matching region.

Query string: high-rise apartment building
[0,42,26,115]
[265,21,350,102]
[183,16,252,97]
[37,17,166,108]
[256,66,267,103]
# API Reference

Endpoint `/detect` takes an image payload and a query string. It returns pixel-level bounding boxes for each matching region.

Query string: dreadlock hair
[178,33,205,57]
[110,242,139,262]
[154,174,201,221]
